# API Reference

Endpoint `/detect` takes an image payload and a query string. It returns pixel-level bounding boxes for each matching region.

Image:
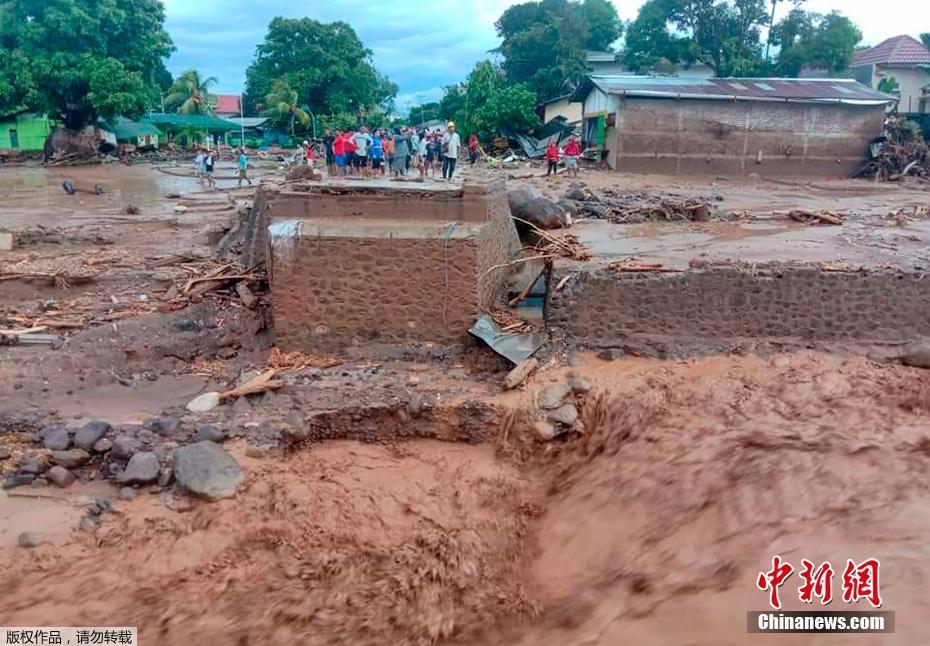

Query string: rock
[111,434,142,460]
[0,447,10,460]
[42,427,71,451]
[261,390,277,406]
[245,445,267,459]
[158,466,173,487]
[533,420,560,441]
[3,474,35,489]
[174,441,243,500]
[508,187,568,230]
[231,396,252,415]
[548,404,579,426]
[173,318,201,332]
[186,391,221,413]
[568,375,591,394]
[408,393,425,417]
[567,351,586,368]
[118,487,137,501]
[117,451,160,485]
[558,198,580,215]
[46,465,76,488]
[151,415,181,436]
[73,420,111,451]
[194,424,226,443]
[17,453,50,475]
[597,348,624,361]
[92,437,112,453]
[78,516,98,532]
[902,342,930,368]
[50,449,91,469]
[504,358,539,390]
[31,478,49,488]
[18,532,48,548]
[237,370,262,386]
[537,384,572,410]
[564,185,587,201]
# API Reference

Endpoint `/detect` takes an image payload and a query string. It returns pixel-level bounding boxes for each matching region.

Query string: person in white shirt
[194,150,205,183]
[442,122,461,180]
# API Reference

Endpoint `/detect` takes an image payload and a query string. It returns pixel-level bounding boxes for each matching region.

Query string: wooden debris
[220,369,284,400]
[235,282,257,309]
[266,347,342,371]
[490,310,536,334]
[851,117,930,181]
[608,260,680,273]
[504,358,539,389]
[508,265,547,307]
[785,209,844,226]
[511,216,590,260]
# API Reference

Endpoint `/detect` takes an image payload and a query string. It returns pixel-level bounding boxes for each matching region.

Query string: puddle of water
[0,480,116,547]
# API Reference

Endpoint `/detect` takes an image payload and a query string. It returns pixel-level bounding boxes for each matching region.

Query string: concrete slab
[559,217,930,271]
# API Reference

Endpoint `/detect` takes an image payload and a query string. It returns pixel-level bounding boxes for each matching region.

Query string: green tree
[921,33,930,50]
[877,76,899,94]
[471,83,539,141]
[495,0,622,101]
[773,10,861,76]
[243,17,396,117]
[0,0,173,129]
[263,79,311,135]
[623,0,771,77]
[165,70,217,115]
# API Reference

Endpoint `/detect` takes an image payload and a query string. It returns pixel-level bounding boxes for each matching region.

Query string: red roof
[853,35,930,67]
[214,95,240,114]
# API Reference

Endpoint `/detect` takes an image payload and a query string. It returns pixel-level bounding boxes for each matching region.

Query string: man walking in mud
[237,148,252,187]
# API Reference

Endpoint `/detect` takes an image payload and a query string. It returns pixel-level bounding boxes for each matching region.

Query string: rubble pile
[852,117,930,181]
[561,185,718,223]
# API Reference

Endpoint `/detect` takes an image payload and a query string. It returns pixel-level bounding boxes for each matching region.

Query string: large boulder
[173,441,242,500]
[73,421,111,451]
[507,187,568,231]
[117,452,160,485]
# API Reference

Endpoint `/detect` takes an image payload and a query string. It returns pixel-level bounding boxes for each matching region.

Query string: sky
[161,0,930,111]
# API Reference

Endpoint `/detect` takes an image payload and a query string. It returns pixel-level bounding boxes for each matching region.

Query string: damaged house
[571,75,895,175]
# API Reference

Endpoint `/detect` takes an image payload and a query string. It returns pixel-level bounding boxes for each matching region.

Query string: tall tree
[165,70,217,115]
[495,0,623,101]
[263,79,310,135]
[0,0,173,129]
[772,10,861,76]
[622,0,693,73]
[921,33,930,50]
[243,17,396,117]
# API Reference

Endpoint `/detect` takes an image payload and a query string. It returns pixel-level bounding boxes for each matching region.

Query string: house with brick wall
[571,75,894,176]
[852,35,930,115]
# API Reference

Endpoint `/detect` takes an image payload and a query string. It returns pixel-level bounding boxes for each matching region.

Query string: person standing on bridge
[442,122,460,180]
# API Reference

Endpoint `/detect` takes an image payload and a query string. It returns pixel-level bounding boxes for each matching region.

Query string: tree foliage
[772,9,862,76]
[263,79,310,134]
[243,17,396,117]
[438,61,538,141]
[165,70,217,115]
[0,0,173,129]
[921,33,930,50]
[495,0,622,101]
[623,0,861,77]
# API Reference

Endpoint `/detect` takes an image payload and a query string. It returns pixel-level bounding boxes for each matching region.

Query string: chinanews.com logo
[747,555,895,634]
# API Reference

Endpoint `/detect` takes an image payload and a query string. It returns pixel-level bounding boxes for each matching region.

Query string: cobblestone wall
[548,263,930,345]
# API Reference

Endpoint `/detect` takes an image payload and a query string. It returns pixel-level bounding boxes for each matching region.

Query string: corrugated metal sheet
[575,75,894,105]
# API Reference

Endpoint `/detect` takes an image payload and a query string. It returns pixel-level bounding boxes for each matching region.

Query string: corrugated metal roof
[102,117,161,140]
[574,75,894,105]
[853,35,930,67]
[144,113,240,131]
[223,117,270,128]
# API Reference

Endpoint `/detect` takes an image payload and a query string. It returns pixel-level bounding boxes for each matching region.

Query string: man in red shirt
[545,140,559,177]
[563,136,581,178]
[332,129,347,176]
[343,130,357,176]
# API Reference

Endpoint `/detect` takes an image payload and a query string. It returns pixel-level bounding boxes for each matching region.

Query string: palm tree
[165,70,218,115]
[263,80,310,135]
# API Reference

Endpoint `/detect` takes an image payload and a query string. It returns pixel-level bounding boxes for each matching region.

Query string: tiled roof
[573,75,894,105]
[214,95,241,114]
[853,35,930,67]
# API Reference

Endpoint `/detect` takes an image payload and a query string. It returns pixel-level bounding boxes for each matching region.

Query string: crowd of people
[311,122,469,180]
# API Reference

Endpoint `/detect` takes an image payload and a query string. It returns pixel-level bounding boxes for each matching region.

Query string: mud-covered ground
[2,162,929,644]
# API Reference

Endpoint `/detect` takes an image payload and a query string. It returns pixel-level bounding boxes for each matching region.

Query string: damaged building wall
[548,264,930,346]
[609,98,885,176]
[263,178,521,350]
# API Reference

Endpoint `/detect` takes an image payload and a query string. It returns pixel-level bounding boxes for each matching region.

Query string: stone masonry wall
[548,263,930,346]
[611,98,884,176]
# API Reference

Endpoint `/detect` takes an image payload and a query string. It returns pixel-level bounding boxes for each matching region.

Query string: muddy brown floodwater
[2,351,928,644]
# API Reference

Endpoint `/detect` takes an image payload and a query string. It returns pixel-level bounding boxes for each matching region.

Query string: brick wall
[268,178,520,350]
[548,263,930,346]
[611,98,885,176]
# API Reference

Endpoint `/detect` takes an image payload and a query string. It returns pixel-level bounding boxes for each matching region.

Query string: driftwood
[784,209,844,226]
[504,358,539,389]
[220,369,284,400]
[608,260,681,273]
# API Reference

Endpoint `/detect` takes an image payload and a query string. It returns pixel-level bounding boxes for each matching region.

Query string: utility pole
[765,0,779,63]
